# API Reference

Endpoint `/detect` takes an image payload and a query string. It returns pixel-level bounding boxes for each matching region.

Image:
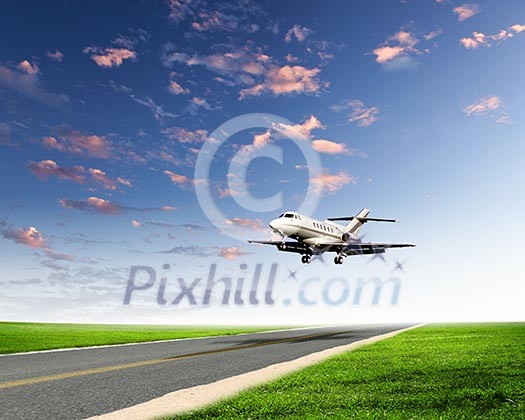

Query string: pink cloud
[88,168,116,190]
[3,226,46,248]
[224,218,264,230]
[162,127,208,143]
[17,60,39,75]
[168,80,189,95]
[28,160,86,183]
[460,24,525,49]
[453,4,480,22]
[42,130,112,158]
[372,46,405,64]
[165,47,324,100]
[167,0,195,23]
[284,25,313,43]
[273,115,324,140]
[241,65,323,99]
[164,170,190,185]
[60,196,121,214]
[510,24,525,33]
[463,96,502,116]
[131,219,142,228]
[84,47,137,67]
[312,139,349,155]
[371,30,424,67]
[219,247,250,260]
[463,95,511,124]
[311,171,356,194]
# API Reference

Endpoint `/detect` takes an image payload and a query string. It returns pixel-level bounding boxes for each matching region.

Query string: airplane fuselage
[269,212,354,246]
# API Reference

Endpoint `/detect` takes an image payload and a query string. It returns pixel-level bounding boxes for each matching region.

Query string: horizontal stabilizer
[327,216,398,223]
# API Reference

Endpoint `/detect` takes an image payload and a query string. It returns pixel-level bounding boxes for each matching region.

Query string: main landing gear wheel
[334,255,344,265]
[301,255,311,264]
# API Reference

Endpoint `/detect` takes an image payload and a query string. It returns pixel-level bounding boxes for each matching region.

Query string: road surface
[0,324,412,420]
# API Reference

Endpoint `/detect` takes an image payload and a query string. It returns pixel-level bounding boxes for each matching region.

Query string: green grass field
[172,324,525,419]
[0,322,279,354]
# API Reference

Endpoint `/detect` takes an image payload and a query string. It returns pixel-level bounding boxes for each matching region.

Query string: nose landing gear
[334,255,344,265]
[301,255,311,264]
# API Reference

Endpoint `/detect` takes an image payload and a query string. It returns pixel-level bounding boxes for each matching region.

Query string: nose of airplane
[269,219,279,230]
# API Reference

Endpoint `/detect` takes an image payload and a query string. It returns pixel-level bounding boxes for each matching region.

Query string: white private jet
[248,208,415,265]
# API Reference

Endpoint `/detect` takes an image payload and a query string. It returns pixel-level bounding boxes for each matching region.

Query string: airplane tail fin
[328,208,398,236]
[344,208,370,235]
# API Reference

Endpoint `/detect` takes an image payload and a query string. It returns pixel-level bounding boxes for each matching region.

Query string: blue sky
[1,0,524,323]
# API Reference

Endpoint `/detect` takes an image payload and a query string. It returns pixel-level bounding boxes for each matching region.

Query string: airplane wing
[315,241,415,255]
[247,240,283,245]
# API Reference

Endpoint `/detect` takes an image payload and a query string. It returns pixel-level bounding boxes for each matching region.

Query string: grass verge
[172,323,525,419]
[0,322,282,354]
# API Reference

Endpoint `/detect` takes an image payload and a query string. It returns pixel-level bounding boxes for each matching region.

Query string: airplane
[248,208,415,265]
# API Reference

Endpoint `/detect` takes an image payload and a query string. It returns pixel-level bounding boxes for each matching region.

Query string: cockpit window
[284,213,294,218]
[279,213,284,218]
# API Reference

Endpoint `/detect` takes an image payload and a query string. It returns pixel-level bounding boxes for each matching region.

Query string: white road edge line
[86,324,424,420]
[0,325,324,358]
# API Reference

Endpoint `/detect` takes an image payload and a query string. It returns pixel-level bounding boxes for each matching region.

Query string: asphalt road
[0,324,412,420]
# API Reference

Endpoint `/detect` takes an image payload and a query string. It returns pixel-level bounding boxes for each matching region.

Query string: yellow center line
[0,329,350,391]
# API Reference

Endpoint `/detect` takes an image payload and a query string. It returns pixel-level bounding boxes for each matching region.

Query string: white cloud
[453,4,480,22]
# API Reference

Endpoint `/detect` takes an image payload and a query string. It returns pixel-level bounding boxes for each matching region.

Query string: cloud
[463,95,511,124]
[164,170,191,185]
[59,197,176,215]
[424,29,443,41]
[164,46,324,99]
[0,62,69,107]
[312,139,351,155]
[224,218,264,230]
[463,95,502,116]
[47,50,64,62]
[88,168,117,190]
[162,127,208,143]
[29,160,129,190]
[240,65,323,99]
[130,94,178,121]
[188,96,213,112]
[42,129,112,158]
[253,130,271,147]
[83,46,137,68]
[43,248,75,261]
[219,247,251,260]
[167,0,197,23]
[311,171,356,194]
[371,29,425,70]
[17,60,39,75]
[164,170,204,188]
[2,226,46,248]
[167,0,263,35]
[460,24,525,49]
[284,25,313,43]
[168,79,190,95]
[453,4,480,22]
[131,219,142,228]
[117,177,132,187]
[273,115,324,140]
[28,160,86,183]
[332,99,380,127]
